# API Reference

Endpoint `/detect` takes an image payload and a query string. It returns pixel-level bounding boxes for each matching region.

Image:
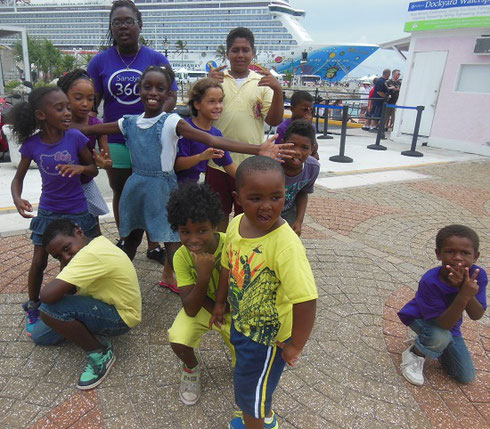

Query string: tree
[283,70,293,88]
[14,36,64,81]
[215,45,227,65]
[175,40,188,67]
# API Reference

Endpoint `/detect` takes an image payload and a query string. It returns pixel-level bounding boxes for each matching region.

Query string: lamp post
[163,36,169,58]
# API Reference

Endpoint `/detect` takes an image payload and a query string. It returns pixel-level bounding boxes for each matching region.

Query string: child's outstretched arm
[11,156,34,218]
[174,147,225,172]
[177,119,294,162]
[209,266,230,329]
[436,267,484,329]
[276,299,316,366]
[75,121,121,137]
[291,191,308,237]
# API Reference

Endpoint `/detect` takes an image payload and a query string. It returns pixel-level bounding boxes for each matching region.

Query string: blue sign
[205,61,217,72]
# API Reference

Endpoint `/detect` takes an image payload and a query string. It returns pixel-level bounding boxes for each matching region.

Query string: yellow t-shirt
[173,232,225,301]
[209,70,273,171]
[221,215,318,346]
[57,236,141,328]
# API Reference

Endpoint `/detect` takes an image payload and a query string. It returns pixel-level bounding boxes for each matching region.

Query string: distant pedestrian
[362,77,378,131]
[368,69,390,132]
[386,69,401,129]
[359,81,371,120]
[398,225,487,386]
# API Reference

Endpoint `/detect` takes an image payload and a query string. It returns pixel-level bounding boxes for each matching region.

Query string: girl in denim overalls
[83,66,291,291]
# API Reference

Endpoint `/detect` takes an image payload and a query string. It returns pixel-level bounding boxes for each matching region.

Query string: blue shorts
[32,295,130,345]
[230,323,287,419]
[30,208,97,246]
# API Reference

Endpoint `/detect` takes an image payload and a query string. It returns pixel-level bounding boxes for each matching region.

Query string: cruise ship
[0,0,378,81]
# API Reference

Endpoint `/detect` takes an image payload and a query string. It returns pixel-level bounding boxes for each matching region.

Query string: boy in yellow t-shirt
[167,182,235,406]
[210,156,318,429]
[31,219,141,391]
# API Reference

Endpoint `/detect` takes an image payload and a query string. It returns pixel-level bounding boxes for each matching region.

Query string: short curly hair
[167,182,224,230]
[436,224,480,252]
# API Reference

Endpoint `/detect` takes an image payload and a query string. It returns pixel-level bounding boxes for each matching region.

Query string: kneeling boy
[211,156,318,429]
[281,120,319,237]
[167,182,235,406]
[398,224,487,386]
[32,219,141,390]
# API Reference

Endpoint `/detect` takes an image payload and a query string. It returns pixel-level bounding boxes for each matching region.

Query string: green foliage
[283,70,293,88]
[175,40,188,66]
[4,80,22,91]
[215,45,227,64]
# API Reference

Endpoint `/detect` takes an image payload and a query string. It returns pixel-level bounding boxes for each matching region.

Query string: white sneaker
[179,364,201,405]
[401,346,425,386]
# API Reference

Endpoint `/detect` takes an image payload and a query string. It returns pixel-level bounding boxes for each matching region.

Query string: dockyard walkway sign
[405,0,490,31]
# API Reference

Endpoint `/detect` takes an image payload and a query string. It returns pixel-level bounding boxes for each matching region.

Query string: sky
[288,0,412,77]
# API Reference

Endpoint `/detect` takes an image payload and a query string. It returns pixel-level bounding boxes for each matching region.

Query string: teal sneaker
[229,410,278,429]
[22,300,40,337]
[77,342,116,390]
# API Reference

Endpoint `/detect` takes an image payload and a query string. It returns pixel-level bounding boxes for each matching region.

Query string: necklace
[116,45,141,70]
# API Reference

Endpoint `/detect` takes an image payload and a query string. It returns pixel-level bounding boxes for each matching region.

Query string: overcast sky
[288,0,412,76]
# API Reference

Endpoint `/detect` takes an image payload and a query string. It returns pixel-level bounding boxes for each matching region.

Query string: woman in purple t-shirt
[87,0,178,260]
[10,87,99,336]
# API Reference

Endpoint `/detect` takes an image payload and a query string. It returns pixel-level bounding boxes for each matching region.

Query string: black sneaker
[147,245,166,265]
[115,239,125,250]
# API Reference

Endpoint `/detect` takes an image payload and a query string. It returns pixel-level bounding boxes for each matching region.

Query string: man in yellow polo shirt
[206,27,284,230]
[31,219,141,390]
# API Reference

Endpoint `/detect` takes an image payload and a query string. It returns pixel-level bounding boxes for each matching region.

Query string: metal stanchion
[329,105,353,163]
[401,106,424,157]
[318,100,333,140]
[315,104,320,133]
[367,101,388,150]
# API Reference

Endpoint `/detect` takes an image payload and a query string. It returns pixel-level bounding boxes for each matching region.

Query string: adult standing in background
[369,68,390,132]
[87,0,178,263]
[386,69,401,130]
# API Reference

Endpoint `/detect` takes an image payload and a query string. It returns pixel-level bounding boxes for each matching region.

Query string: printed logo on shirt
[107,68,142,105]
[40,151,73,175]
[253,98,263,119]
[285,179,309,208]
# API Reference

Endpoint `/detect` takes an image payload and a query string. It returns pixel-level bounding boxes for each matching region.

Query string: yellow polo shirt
[209,70,273,171]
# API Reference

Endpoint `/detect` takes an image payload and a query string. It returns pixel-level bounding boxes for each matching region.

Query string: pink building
[391,2,490,156]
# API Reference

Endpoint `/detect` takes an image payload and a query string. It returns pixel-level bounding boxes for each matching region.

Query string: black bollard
[367,102,388,150]
[329,105,353,163]
[401,106,425,157]
[318,100,333,140]
[315,104,320,133]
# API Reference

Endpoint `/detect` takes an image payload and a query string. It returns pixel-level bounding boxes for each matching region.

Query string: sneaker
[229,410,278,429]
[179,364,201,405]
[362,126,369,131]
[147,245,166,265]
[22,300,40,336]
[401,346,425,386]
[115,239,125,250]
[368,127,378,133]
[77,342,116,390]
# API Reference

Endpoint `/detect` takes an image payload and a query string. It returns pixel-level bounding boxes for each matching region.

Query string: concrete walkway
[0,134,489,428]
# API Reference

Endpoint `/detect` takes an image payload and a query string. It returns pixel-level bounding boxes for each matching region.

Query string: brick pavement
[0,159,489,428]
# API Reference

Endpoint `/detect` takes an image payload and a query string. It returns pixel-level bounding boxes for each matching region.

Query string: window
[456,64,490,93]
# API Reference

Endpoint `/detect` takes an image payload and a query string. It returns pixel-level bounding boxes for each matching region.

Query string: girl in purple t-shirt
[10,87,99,336]
[175,78,236,183]
[58,69,111,235]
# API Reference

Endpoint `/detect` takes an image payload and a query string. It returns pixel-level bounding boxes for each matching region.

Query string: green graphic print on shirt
[227,243,281,346]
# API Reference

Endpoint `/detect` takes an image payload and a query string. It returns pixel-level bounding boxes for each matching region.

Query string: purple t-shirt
[283,156,320,212]
[275,118,291,146]
[19,129,89,214]
[398,265,488,337]
[81,116,102,184]
[87,45,178,144]
[176,117,233,183]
